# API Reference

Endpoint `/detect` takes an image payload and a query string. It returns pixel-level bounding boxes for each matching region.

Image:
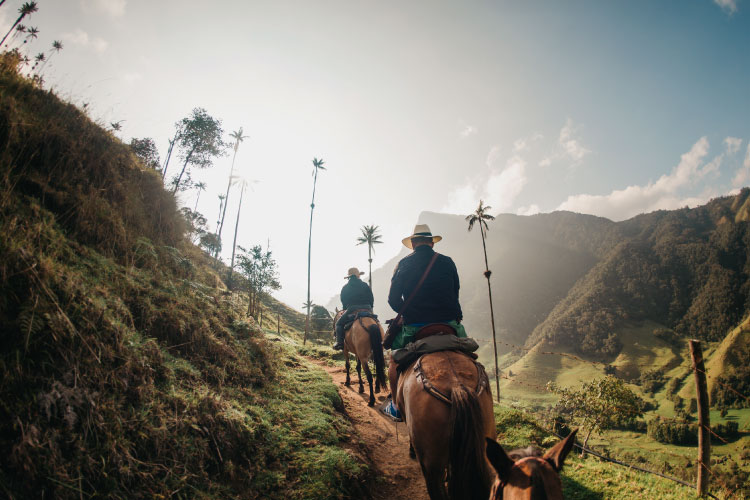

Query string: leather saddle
[414,322,457,341]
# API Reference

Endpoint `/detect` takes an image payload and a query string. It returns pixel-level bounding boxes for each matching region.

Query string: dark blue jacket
[340,276,374,310]
[388,245,463,324]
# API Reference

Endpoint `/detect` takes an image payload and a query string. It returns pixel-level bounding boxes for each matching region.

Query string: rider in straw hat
[333,267,374,350]
[382,223,467,420]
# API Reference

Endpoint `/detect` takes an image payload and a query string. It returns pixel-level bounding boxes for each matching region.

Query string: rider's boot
[332,326,345,350]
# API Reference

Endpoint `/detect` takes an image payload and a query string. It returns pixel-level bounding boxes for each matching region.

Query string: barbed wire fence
[468,336,750,499]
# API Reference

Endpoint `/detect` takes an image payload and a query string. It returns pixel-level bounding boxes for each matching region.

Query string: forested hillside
[0,54,366,499]
[365,190,750,363]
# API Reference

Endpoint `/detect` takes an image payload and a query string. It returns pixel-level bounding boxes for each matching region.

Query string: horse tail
[448,384,489,500]
[366,323,387,388]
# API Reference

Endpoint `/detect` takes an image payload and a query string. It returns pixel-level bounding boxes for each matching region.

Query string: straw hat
[344,267,365,279]
[401,224,442,249]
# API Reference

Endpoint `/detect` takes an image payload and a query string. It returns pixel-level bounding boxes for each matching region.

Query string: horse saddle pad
[341,310,378,332]
[413,351,489,405]
[392,334,479,371]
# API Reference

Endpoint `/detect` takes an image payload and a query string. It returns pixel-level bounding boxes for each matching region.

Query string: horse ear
[543,428,578,472]
[485,438,514,481]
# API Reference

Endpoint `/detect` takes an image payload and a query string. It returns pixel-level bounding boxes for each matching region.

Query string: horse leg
[420,463,448,500]
[356,359,364,394]
[362,361,375,406]
[344,350,351,387]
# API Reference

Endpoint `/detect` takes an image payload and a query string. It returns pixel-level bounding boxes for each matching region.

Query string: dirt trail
[312,360,429,500]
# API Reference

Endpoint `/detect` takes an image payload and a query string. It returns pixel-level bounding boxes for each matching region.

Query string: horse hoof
[345,382,351,387]
[359,387,365,394]
[368,400,375,407]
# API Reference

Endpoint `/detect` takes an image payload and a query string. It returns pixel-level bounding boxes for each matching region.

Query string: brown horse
[396,350,497,500]
[335,310,387,406]
[485,429,578,500]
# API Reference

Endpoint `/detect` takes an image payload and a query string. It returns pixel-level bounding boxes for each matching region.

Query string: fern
[17,296,45,350]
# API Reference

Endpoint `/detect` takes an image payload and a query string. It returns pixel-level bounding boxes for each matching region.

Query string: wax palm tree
[37,40,62,74]
[304,157,326,345]
[227,178,248,288]
[216,127,249,256]
[24,26,38,42]
[0,2,38,47]
[466,200,500,401]
[215,194,225,233]
[193,181,207,211]
[356,225,383,288]
[4,24,25,47]
[30,52,43,71]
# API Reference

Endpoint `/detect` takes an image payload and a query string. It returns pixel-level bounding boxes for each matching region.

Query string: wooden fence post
[689,339,711,497]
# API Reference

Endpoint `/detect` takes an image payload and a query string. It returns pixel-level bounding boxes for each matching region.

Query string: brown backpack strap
[383,253,440,349]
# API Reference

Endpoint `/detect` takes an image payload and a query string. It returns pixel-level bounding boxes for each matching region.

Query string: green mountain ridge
[359,191,750,376]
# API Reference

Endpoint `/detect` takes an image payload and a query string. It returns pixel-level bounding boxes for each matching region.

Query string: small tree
[130,137,161,170]
[170,108,226,194]
[237,245,280,317]
[199,233,221,256]
[309,305,333,343]
[548,376,644,454]
[180,207,208,244]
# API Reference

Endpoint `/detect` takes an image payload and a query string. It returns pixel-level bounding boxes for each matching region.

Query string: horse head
[485,429,578,500]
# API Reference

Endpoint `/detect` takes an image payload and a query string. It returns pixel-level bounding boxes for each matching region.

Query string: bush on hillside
[636,369,666,394]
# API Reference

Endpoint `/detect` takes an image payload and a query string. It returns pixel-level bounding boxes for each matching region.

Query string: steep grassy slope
[0,55,367,499]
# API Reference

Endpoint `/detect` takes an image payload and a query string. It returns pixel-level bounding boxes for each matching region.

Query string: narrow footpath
[311,360,430,500]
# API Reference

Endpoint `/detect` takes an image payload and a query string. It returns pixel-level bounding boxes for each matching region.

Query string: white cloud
[81,0,127,17]
[486,155,527,212]
[513,133,542,153]
[713,0,738,14]
[538,120,590,167]
[557,137,723,221]
[486,145,502,167]
[559,118,591,163]
[724,137,742,155]
[443,151,528,215]
[732,143,750,187]
[459,120,478,138]
[442,183,480,215]
[517,204,540,216]
[62,29,108,53]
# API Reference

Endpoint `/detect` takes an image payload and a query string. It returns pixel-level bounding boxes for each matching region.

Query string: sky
[2,0,749,308]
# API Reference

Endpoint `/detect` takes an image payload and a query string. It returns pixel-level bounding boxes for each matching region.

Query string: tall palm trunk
[227,185,245,288]
[304,171,319,345]
[480,223,500,402]
[0,13,28,47]
[171,146,196,194]
[367,245,373,288]
[217,145,240,247]
[193,190,202,211]
[162,134,177,180]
